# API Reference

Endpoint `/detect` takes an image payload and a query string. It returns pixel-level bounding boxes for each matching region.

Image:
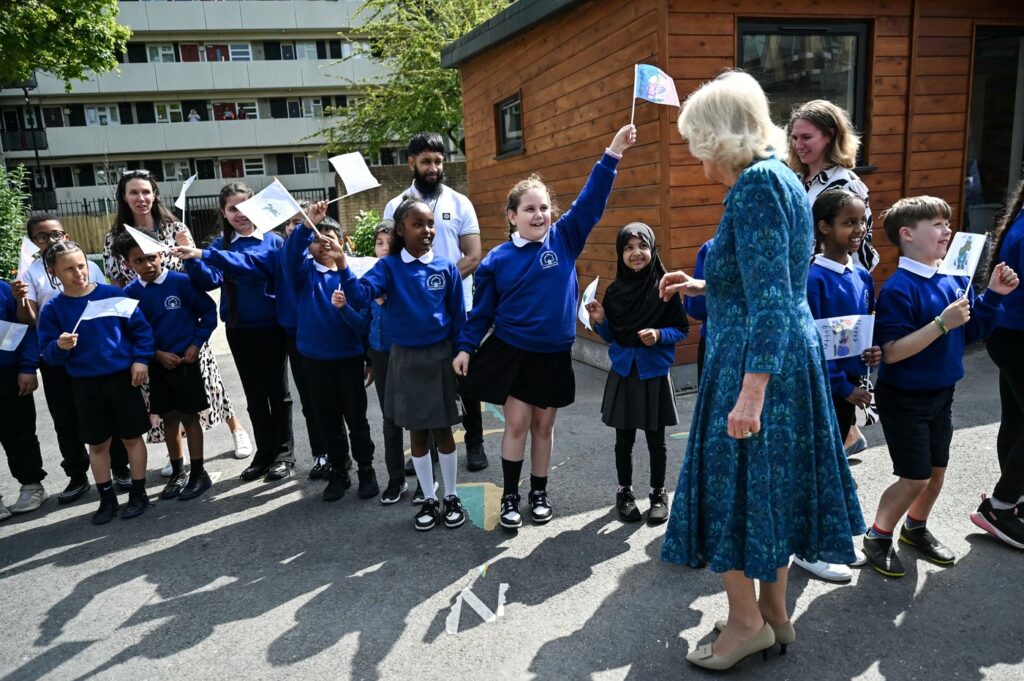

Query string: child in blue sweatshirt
[453,124,636,530]
[862,196,1019,577]
[36,241,155,525]
[0,280,47,521]
[973,179,1024,549]
[585,222,687,526]
[120,235,217,502]
[337,198,466,532]
[286,205,377,504]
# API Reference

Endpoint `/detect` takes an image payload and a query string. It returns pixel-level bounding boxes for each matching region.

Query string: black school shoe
[121,493,150,520]
[648,489,669,525]
[160,471,188,499]
[357,468,380,499]
[179,472,212,501]
[616,489,642,522]
[91,498,119,525]
[309,456,330,480]
[241,463,270,481]
[323,473,352,503]
[528,490,553,524]
[264,461,293,481]
[414,498,441,531]
[862,535,905,577]
[58,476,90,505]
[466,443,488,471]
[899,524,955,565]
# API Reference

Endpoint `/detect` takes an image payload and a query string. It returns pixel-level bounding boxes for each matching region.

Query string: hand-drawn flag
[72,297,139,333]
[17,237,39,279]
[236,179,304,234]
[124,225,166,255]
[938,232,987,278]
[634,64,680,107]
[329,153,381,198]
[578,277,600,331]
[813,314,874,361]
[174,173,198,211]
[0,320,29,352]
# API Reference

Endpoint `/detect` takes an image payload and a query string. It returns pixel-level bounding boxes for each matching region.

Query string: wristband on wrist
[933,316,949,334]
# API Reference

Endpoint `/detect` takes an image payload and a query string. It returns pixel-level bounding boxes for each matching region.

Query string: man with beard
[383,132,488,474]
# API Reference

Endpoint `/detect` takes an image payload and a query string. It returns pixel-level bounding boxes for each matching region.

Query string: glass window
[341,42,352,59]
[496,95,522,155]
[281,43,295,61]
[302,98,323,118]
[195,158,216,180]
[163,160,192,181]
[243,157,265,176]
[85,105,120,127]
[738,20,868,134]
[155,103,184,123]
[287,99,302,119]
[147,44,176,63]
[236,101,258,119]
[229,43,252,62]
[296,42,318,60]
[93,164,118,185]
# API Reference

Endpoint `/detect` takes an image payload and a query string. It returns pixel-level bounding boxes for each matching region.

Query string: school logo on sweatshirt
[164,295,182,310]
[426,273,445,291]
[540,250,559,269]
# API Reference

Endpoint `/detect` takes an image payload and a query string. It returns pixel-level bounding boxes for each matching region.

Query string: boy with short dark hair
[863,196,1019,577]
[119,234,218,501]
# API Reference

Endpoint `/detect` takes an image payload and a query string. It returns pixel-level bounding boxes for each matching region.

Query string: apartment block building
[0,0,391,210]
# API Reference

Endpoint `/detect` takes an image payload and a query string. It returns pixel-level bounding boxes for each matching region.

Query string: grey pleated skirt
[601,367,678,431]
[385,340,462,430]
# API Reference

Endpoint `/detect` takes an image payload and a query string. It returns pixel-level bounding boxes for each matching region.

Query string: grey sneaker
[0,497,11,522]
[10,483,47,514]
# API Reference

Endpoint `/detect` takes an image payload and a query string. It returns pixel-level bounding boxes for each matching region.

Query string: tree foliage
[320,0,509,158]
[0,165,30,280]
[0,0,131,89]
[349,209,382,257]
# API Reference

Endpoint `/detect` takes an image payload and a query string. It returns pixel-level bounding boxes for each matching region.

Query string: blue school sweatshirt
[457,152,620,354]
[206,232,283,328]
[123,270,217,355]
[685,239,712,339]
[806,255,876,398]
[995,211,1024,331]
[368,303,390,353]
[593,321,686,380]
[287,225,366,361]
[340,250,465,349]
[875,257,1003,390]
[37,284,154,378]
[0,281,39,374]
[200,244,300,334]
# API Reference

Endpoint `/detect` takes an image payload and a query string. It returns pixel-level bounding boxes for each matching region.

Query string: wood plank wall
[455,0,1024,365]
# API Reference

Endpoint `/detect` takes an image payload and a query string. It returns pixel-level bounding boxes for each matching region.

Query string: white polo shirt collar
[812,254,854,274]
[400,248,434,264]
[231,228,264,243]
[898,256,938,278]
[510,231,547,248]
[138,269,170,287]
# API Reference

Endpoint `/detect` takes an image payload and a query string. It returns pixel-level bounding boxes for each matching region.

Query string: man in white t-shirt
[383,132,487,472]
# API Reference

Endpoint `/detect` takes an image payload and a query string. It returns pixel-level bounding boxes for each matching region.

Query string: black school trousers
[302,355,374,476]
[226,326,294,467]
[0,367,46,486]
[987,328,1024,504]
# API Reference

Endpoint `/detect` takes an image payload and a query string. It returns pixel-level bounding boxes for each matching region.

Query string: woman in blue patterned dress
[659,71,865,671]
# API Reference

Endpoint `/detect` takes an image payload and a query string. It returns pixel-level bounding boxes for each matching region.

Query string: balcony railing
[1,130,48,152]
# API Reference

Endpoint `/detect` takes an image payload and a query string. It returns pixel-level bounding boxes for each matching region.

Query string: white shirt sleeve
[24,262,41,302]
[382,196,398,221]
[456,194,480,237]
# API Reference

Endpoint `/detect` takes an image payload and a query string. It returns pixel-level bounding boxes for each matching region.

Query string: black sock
[97,481,116,502]
[130,478,147,499]
[190,458,204,478]
[501,458,522,496]
[171,458,183,475]
[530,474,547,493]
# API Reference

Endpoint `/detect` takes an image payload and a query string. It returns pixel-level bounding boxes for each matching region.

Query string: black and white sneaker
[160,472,188,500]
[412,481,438,505]
[309,456,330,480]
[443,495,466,528]
[971,495,1024,550]
[499,493,523,529]
[414,498,441,531]
[529,489,553,524]
[380,479,408,505]
[58,476,90,505]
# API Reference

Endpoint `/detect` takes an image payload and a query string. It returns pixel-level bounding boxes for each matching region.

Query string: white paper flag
[0,320,29,352]
[577,277,600,331]
[814,314,874,361]
[329,153,381,197]
[937,232,987,278]
[72,297,139,333]
[236,179,303,234]
[174,173,198,211]
[124,225,166,256]
[17,237,39,279]
[347,256,379,279]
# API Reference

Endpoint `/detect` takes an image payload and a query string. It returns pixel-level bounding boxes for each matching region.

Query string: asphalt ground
[1,342,1022,680]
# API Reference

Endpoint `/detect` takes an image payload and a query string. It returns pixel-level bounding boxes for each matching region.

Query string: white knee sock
[412,455,437,501]
[438,450,458,498]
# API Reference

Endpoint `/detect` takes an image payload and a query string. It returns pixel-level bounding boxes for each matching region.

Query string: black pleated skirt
[601,366,678,431]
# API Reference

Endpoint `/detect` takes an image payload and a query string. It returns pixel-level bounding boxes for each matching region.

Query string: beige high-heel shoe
[686,622,776,671]
[714,619,796,654]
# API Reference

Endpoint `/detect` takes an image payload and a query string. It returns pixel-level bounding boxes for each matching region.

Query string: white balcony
[115,1,364,32]
[47,172,337,205]
[4,117,330,159]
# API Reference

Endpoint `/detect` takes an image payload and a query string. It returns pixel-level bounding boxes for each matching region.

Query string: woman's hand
[174,229,195,248]
[171,246,203,260]
[845,386,872,407]
[130,362,149,387]
[57,332,78,351]
[609,124,637,155]
[727,373,769,439]
[988,262,1020,296]
[860,346,882,368]
[452,351,471,377]
[638,328,660,346]
[659,271,705,301]
[585,300,605,326]
[331,289,347,309]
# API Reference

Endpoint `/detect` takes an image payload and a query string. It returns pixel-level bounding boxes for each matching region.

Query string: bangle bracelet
[933,316,949,334]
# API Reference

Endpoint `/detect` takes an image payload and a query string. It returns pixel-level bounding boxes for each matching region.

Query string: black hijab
[603,223,689,348]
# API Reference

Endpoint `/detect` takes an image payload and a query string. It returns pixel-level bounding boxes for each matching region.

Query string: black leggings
[614,427,666,489]
[226,326,293,467]
[987,328,1024,504]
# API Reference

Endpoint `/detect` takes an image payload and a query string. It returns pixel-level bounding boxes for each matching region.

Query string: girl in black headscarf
[586,222,689,524]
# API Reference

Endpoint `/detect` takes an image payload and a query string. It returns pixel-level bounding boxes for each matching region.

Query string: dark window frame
[495,92,524,158]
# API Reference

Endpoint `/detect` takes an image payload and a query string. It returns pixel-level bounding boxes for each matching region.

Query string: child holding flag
[36,241,154,524]
[453,124,636,529]
[118,234,217,501]
[862,197,1019,576]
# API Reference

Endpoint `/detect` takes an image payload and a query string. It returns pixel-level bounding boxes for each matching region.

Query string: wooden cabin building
[441,0,1024,370]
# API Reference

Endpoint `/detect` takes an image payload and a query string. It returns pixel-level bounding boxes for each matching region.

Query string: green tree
[320,0,509,158]
[349,209,381,257]
[0,165,30,280]
[0,0,131,89]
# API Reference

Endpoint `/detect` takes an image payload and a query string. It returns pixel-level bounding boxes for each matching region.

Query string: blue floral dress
[661,156,865,582]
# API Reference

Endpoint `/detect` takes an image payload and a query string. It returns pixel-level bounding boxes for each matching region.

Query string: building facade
[442,0,1024,367]
[0,0,390,217]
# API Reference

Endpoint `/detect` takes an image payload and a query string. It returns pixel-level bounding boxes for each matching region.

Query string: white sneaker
[232,430,253,459]
[0,497,10,522]
[849,547,868,567]
[10,483,47,514]
[161,460,173,478]
[793,556,853,582]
